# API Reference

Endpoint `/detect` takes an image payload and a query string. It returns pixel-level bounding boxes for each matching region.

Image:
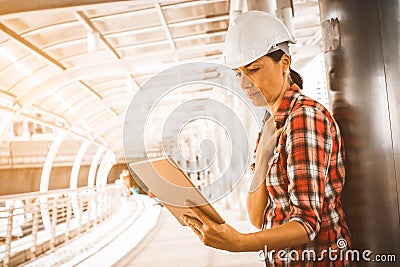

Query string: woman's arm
[246,155,269,228]
[241,220,309,251]
[182,205,309,252]
[247,117,283,228]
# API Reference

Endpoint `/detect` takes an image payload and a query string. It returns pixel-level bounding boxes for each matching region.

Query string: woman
[182,11,352,266]
[238,71,286,230]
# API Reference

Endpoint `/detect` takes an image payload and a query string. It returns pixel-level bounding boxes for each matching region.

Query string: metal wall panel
[318,0,400,264]
[378,0,400,231]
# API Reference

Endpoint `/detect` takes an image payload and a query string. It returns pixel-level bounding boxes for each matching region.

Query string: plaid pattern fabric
[262,84,353,267]
[262,110,272,131]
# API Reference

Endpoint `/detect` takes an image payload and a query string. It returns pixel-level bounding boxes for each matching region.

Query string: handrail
[0,184,121,201]
[0,184,124,267]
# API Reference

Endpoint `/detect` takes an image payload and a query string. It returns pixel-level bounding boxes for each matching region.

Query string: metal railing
[0,185,123,267]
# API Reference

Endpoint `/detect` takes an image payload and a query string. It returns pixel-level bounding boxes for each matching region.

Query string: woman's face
[235,71,267,107]
[236,54,290,106]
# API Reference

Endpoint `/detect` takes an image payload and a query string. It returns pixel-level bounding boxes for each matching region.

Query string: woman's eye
[235,72,242,78]
[248,68,260,73]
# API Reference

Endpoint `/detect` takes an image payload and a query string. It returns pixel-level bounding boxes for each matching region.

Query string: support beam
[73,11,121,59]
[88,146,106,189]
[247,0,277,14]
[39,131,67,231]
[72,11,122,105]
[17,41,225,107]
[78,80,103,100]
[0,21,117,126]
[43,31,225,54]
[229,0,245,24]
[96,150,113,188]
[0,22,112,115]
[154,3,176,50]
[0,112,13,142]
[0,0,136,16]
[276,0,294,34]
[162,0,227,10]
[70,140,91,219]
[0,0,222,16]
[0,23,65,70]
[100,153,115,187]
[40,131,67,193]
[73,10,142,96]
[103,14,229,38]
[114,31,225,52]
[70,140,91,190]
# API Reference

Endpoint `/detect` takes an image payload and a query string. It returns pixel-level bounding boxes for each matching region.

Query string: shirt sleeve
[285,106,332,241]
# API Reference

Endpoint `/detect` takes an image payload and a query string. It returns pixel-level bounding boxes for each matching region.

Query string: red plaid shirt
[262,84,353,266]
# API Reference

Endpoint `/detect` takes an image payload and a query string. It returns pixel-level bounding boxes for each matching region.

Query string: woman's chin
[252,100,267,107]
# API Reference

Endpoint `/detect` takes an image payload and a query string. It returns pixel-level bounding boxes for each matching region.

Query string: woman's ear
[280,54,291,72]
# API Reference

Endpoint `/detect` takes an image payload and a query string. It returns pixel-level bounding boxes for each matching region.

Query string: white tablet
[129,156,225,226]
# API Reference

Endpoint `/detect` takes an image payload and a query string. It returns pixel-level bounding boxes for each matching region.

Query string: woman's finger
[188,223,204,241]
[275,127,284,139]
[182,214,202,228]
[187,205,214,226]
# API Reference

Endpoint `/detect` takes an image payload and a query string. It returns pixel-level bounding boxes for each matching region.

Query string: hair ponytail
[289,68,303,89]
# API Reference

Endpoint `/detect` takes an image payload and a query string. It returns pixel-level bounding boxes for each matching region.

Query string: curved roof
[0,0,322,167]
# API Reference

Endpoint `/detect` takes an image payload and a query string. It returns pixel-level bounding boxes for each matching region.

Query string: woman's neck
[268,82,291,117]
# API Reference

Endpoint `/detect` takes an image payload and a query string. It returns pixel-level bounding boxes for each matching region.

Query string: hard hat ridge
[224,10,296,68]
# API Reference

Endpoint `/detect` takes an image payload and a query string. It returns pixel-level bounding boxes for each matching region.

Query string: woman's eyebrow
[232,60,257,72]
[244,62,253,68]
[244,60,259,68]
[232,60,258,72]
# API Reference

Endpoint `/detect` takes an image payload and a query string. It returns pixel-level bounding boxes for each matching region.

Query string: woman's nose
[240,74,252,90]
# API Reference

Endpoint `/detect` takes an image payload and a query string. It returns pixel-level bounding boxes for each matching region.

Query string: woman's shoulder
[292,94,333,121]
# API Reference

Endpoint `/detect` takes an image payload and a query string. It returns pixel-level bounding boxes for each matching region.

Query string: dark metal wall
[318,0,400,264]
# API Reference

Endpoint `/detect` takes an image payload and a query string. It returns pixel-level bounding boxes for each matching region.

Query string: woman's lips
[248,92,261,98]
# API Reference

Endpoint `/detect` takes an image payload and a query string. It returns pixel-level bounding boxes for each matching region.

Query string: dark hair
[265,50,303,89]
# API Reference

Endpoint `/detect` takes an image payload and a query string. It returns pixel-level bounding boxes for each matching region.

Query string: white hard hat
[224,10,296,68]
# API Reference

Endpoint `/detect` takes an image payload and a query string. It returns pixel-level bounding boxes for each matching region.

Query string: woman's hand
[250,117,283,193]
[182,206,243,252]
[257,116,283,164]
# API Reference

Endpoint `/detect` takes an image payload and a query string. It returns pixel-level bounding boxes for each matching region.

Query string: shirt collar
[274,84,301,128]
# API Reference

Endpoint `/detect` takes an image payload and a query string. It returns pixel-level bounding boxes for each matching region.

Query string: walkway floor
[23,193,266,267]
[113,200,265,267]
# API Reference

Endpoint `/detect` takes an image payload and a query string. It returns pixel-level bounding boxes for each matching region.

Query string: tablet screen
[129,157,224,225]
